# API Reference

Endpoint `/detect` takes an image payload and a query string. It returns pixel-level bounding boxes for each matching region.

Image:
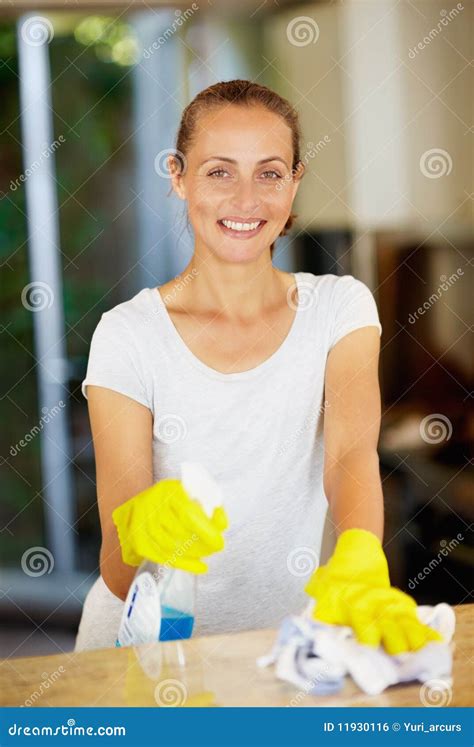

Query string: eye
[260,170,282,179]
[208,168,231,178]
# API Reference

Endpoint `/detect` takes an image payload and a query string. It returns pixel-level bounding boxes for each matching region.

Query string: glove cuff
[112,504,143,567]
[337,528,382,552]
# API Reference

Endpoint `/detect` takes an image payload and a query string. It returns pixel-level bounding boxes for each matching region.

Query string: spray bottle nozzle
[180,462,224,518]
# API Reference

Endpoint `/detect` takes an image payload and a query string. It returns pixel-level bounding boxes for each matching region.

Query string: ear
[168,154,186,201]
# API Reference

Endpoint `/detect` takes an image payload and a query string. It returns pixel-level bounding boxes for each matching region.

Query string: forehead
[191,104,293,161]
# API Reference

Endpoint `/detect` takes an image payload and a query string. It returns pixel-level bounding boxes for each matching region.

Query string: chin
[215,243,268,264]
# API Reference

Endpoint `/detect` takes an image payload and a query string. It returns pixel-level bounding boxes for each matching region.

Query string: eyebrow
[199,156,289,168]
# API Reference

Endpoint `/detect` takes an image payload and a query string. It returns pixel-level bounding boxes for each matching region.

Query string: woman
[75,80,437,654]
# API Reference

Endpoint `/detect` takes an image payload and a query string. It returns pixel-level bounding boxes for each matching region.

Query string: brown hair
[171,79,303,256]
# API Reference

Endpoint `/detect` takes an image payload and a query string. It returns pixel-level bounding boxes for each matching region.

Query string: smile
[217,218,267,238]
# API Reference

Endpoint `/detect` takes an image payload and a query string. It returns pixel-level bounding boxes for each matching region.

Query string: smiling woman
[168,79,304,259]
[72,79,436,656]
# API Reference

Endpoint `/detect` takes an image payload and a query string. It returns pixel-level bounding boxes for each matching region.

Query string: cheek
[188,180,231,216]
[264,183,295,216]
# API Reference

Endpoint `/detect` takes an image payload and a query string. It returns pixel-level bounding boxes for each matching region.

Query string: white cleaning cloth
[256,602,455,696]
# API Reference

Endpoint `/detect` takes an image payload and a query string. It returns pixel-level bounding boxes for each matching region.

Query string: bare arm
[323,326,384,542]
[86,385,154,600]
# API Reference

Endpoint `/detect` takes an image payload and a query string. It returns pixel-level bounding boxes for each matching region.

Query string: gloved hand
[112,478,228,574]
[305,528,443,654]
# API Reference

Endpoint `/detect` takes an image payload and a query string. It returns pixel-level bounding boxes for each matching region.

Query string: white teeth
[221,219,262,231]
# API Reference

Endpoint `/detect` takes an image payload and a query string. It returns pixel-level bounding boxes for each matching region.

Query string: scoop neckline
[149,272,304,381]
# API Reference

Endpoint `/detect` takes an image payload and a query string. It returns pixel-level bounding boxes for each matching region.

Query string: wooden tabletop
[1,604,471,707]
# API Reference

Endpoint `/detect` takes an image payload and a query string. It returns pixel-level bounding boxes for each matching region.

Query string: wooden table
[1,605,471,707]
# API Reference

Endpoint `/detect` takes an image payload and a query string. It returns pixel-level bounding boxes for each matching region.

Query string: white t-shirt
[75,272,382,651]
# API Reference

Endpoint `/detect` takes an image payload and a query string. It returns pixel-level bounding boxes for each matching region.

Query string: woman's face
[170,104,303,264]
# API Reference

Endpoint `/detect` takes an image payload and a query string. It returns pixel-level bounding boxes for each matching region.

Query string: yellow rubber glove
[305,528,443,655]
[112,478,228,574]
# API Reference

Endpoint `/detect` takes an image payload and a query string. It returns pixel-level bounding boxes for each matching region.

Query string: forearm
[100,525,136,601]
[324,447,384,542]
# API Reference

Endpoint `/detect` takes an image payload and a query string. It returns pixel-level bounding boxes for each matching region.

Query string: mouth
[217,217,267,239]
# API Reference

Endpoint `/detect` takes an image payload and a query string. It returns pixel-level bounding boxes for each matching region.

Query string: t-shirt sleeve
[328,275,382,351]
[81,311,151,409]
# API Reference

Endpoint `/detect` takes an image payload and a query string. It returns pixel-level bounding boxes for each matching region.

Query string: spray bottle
[116,461,224,647]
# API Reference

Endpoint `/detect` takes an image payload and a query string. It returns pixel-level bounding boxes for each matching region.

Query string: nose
[231,177,261,217]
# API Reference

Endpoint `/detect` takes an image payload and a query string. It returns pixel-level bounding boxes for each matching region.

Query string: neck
[182,252,287,323]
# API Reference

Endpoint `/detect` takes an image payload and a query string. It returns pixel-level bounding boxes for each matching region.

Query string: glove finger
[304,566,328,598]
[211,506,229,532]
[143,523,213,563]
[167,504,228,554]
[404,617,443,650]
[174,495,225,551]
[350,607,382,647]
[160,506,202,546]
[380,616,410,655]
[140,527,180,560]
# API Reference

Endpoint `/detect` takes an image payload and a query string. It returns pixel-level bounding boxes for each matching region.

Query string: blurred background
[0,0,472,660]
